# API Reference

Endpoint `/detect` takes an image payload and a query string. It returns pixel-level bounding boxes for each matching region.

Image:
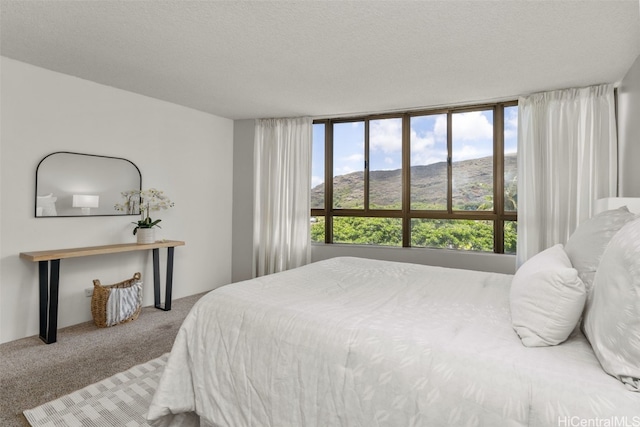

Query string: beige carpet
[0,292,205,427]
[23,353,168,426]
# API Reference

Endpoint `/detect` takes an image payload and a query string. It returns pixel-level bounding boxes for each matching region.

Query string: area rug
[23,353,168,427]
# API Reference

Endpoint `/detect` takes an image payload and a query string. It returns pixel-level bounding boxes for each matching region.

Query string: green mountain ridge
[312,154,517,210]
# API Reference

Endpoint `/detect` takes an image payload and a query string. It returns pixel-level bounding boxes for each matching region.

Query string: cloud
[504,107,518,141]
[410,127,445,166]
[453,144,489,161]
[311,175,324,188]
[343,153,364,162]
[370,119,402,154]
[410,128,435,151]
[335,165,360,175]
[335,152,363,174]
[434,115,447,141]
[452,111,493,141]
[411,153,448,167]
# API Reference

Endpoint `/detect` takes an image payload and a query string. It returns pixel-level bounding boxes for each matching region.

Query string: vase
[136,228,155,244]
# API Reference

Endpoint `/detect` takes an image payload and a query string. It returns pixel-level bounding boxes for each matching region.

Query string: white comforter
[148,257,640,427]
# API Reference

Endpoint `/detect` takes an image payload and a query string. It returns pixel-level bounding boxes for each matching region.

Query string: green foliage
[504,176,518,211]
[312,216,517,253]
[311,217,325,243]
[133,217,162,235]
[411,219,494,252]
[333,217,402,246]
[504,221,517,254]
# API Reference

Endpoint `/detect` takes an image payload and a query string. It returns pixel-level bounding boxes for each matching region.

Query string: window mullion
[494,105,505,253]
[325,121,333,244]
[402,114,411,247]
[446,112,453,214]
[364,119,370,213]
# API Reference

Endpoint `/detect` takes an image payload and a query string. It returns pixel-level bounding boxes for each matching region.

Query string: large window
[311,102,518,253]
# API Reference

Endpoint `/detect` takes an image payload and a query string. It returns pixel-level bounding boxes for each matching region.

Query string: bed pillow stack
[510,207,636,349]
[564,206,636,297]
[510,244,586,347]
[582,216,640,391]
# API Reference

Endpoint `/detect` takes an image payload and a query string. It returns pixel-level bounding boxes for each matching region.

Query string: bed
[148,209,640,427]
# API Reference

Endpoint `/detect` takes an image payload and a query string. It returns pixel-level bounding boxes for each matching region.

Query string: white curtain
[517,84,617,267]
[253,117,312,277]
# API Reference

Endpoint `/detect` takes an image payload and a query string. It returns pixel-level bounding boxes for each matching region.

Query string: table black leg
[38,261,48,342]
[153,247,175,311]
[164,247,174,311]
[38,259,60,344]
[153,248,161,309]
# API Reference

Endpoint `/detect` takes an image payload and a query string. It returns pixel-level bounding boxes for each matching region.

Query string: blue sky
[312,106,518,190]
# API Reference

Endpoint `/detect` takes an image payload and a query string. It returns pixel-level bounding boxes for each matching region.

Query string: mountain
[311,154,517,210]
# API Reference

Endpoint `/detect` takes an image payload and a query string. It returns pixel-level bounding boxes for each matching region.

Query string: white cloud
[370,119,402,154]
[410,127,445,166]
[434,115,447,141]
[311,175,324,188]
[411,149,447,167]
[410,129,435,151]
[343,153,364,162]
[504,107,518,141]
[335,153,363,174]
[454,144,486,161]
[452,111,493,141]
[335,165,360,175]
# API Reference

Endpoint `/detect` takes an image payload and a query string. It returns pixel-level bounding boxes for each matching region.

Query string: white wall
[0,57,234,344]
[618,54,640,196]
[312,244,515,274]
[231,119,255,282]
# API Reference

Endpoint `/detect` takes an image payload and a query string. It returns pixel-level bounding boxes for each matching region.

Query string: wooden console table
[20,240,185,344]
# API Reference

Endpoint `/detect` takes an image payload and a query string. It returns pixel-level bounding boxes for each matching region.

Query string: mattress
[148,257,640,426]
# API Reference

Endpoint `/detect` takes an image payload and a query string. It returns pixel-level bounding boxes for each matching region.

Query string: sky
[312,106,518,190]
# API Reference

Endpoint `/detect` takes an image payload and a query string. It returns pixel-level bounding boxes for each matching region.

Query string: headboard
[595,197,640,214]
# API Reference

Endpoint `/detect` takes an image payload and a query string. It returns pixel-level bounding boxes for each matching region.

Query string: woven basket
[91,272,143,328]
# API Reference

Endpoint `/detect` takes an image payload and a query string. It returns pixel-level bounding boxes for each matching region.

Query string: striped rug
[24,353,168,427]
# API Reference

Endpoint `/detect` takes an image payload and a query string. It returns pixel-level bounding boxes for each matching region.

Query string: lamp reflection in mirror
[73,194,99,215]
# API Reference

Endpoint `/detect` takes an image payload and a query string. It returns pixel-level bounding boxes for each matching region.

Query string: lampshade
[595,197,640,214]
[72,195,100,208]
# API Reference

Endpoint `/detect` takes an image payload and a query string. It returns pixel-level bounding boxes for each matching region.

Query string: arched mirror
[35,152,142,217]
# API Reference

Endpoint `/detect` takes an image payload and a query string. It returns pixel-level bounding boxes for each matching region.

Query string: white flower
[114,188,175,223]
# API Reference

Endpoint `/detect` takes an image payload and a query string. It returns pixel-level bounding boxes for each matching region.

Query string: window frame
[311,101,518,253]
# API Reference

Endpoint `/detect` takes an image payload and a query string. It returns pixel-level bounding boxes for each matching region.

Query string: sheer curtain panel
[254,117,312,277]
[517,84,617,267]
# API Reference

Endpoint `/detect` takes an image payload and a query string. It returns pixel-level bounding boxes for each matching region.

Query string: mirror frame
[35,151,142,218]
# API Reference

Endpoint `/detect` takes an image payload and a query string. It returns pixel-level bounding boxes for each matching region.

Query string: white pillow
[510,244,586,347]
[564,206,636,295]
[36,193,58,216]
[583,217,640,391]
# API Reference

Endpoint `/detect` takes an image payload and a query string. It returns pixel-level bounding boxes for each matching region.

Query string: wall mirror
[35,152,142,217]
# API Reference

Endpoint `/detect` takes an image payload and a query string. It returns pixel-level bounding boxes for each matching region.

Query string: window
[311,102,518,253]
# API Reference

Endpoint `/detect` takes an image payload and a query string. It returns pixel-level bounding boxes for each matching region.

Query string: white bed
[148,254,640,426]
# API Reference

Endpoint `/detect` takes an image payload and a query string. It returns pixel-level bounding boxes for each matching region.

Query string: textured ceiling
[1,1,639,120]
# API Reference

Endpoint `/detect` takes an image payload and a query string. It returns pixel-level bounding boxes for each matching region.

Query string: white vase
[136,228,155,244]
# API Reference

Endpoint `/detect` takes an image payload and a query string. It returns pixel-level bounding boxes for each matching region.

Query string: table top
[20,240,185,262]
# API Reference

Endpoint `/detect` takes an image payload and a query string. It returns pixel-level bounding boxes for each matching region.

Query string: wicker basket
[91,272,143,328]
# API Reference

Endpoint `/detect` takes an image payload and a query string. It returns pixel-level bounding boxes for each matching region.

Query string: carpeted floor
[0,292,205,427]
[24,353,169,426]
